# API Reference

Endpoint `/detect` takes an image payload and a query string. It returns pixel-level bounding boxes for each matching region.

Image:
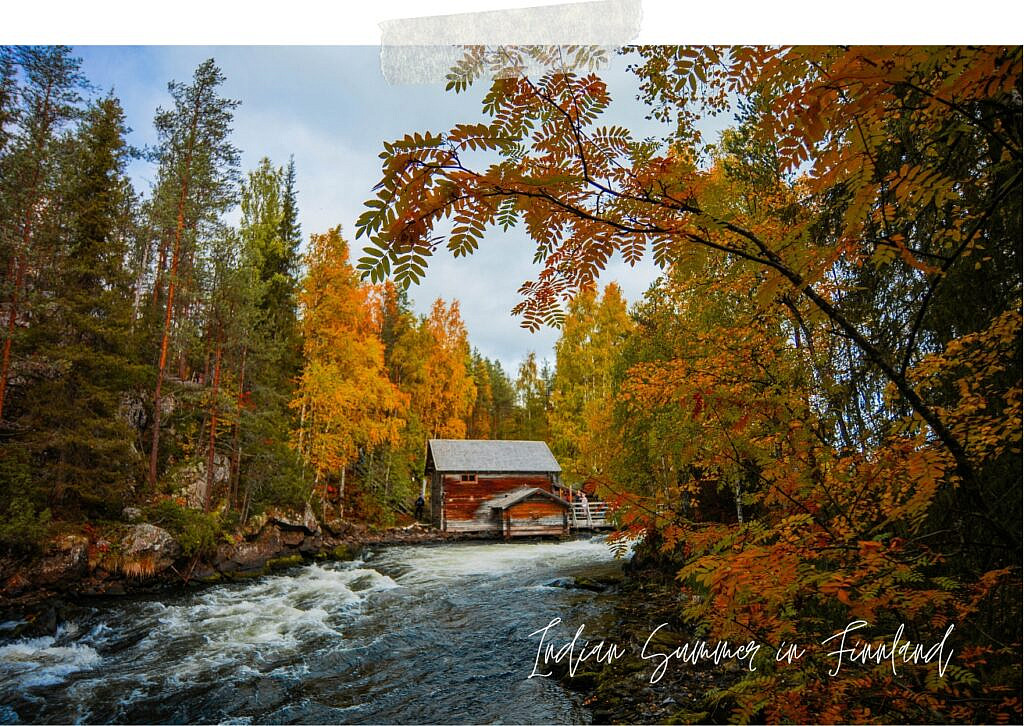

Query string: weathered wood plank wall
[439,474,561,535]
[444,474,553,521]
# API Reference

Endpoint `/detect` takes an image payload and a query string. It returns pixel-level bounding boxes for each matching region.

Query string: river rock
[299,534,322,554]
[121,524,181,574]
[217,528,284,574]
[189,563,221,583]
[267,504,320,535]
[35,535,89,588]
[323,518,355,537]
[545,576,610,592]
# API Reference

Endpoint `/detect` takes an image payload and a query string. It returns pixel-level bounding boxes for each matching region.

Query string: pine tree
[240,156,302,385]
[486,358,517,439]
[231,157,307,515]
[0,48,18,156]
[466,350,494,438]
[278,156,301,274]
[147,59,240,487]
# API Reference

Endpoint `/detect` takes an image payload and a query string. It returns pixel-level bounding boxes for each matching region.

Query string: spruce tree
[24,96,146,513]
[233,157,307,515]
[0,46,87,419]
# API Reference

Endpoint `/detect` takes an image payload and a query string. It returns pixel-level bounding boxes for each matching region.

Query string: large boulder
[35,535,89,588]
[267,504,320,535]
[299,534,323,554]
[117,391,148,431]
[175,455,231,509]
[241,512,268,540]
[216,528,285,575]
[119,524,181,577]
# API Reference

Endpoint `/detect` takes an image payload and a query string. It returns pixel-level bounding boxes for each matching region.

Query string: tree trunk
[339,466,346,520]
[148,95,201,487]
[131,234,153,325]
[229,347,247,510]
[204,338,222,512]
[151,234,169,311]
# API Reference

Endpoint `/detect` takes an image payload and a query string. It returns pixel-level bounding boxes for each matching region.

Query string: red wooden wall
[443,474,556,533]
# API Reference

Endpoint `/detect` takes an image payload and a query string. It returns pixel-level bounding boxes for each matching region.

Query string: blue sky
[27,0,999,372]
[73,45,690,374]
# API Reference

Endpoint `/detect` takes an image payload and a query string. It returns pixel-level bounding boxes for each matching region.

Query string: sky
[18,1,1007,372]
[71,44,688,374]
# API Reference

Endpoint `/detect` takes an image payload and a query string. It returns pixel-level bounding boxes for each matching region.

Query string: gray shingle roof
[427,439,561,473]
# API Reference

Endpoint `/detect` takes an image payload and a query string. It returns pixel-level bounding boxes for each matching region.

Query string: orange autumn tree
[357,46,1021,722]
[292,226,407,516]
[417,299,477,439]
[549,282,632,482]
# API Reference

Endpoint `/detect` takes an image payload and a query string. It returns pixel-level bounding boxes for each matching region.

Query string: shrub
[145,499,222,559]
[0,497,52,554]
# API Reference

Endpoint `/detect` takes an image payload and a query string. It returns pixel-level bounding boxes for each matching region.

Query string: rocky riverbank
[0,509,453,639]
[551,550,745,724]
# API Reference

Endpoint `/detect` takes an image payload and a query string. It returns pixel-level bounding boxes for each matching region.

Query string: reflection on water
[0,537,624,724]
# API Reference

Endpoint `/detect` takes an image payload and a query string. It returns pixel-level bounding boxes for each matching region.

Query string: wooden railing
[570,501,610,529]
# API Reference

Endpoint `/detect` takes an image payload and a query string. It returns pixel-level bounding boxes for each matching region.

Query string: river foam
[0,537,624,724]
[0,629,102,689]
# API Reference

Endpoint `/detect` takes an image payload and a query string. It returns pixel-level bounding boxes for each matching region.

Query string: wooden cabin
[425,439,569,537]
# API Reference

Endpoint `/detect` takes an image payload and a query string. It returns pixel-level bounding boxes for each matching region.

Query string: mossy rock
[224,568,265,580]
[611,655,646,674]
[645,627,687,650]
[265,554,304,571]
[563,670,599,689]
[328,544,359,561]
[666,709,709,724]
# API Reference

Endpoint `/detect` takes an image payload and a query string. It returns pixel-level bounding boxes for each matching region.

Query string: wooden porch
[569,500,612,530]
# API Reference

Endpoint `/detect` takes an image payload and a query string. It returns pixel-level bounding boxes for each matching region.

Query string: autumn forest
[0,45,1021,724]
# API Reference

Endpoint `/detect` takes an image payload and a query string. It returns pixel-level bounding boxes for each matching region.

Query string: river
[0,537,625,724]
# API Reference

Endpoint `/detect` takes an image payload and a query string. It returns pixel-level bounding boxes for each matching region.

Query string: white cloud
[76,45,675,374]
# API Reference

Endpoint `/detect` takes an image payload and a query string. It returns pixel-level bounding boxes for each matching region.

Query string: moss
[564,670,599,689]
[328,544,359,561]
[144,500,222,558]
[265,554,304,571]
[666,709,709,724]
[224,568,264,580]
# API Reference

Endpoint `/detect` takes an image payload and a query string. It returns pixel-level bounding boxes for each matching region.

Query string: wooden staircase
[569,501,611,530]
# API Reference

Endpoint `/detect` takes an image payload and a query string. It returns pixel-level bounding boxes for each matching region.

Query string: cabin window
[460,474,477,483]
